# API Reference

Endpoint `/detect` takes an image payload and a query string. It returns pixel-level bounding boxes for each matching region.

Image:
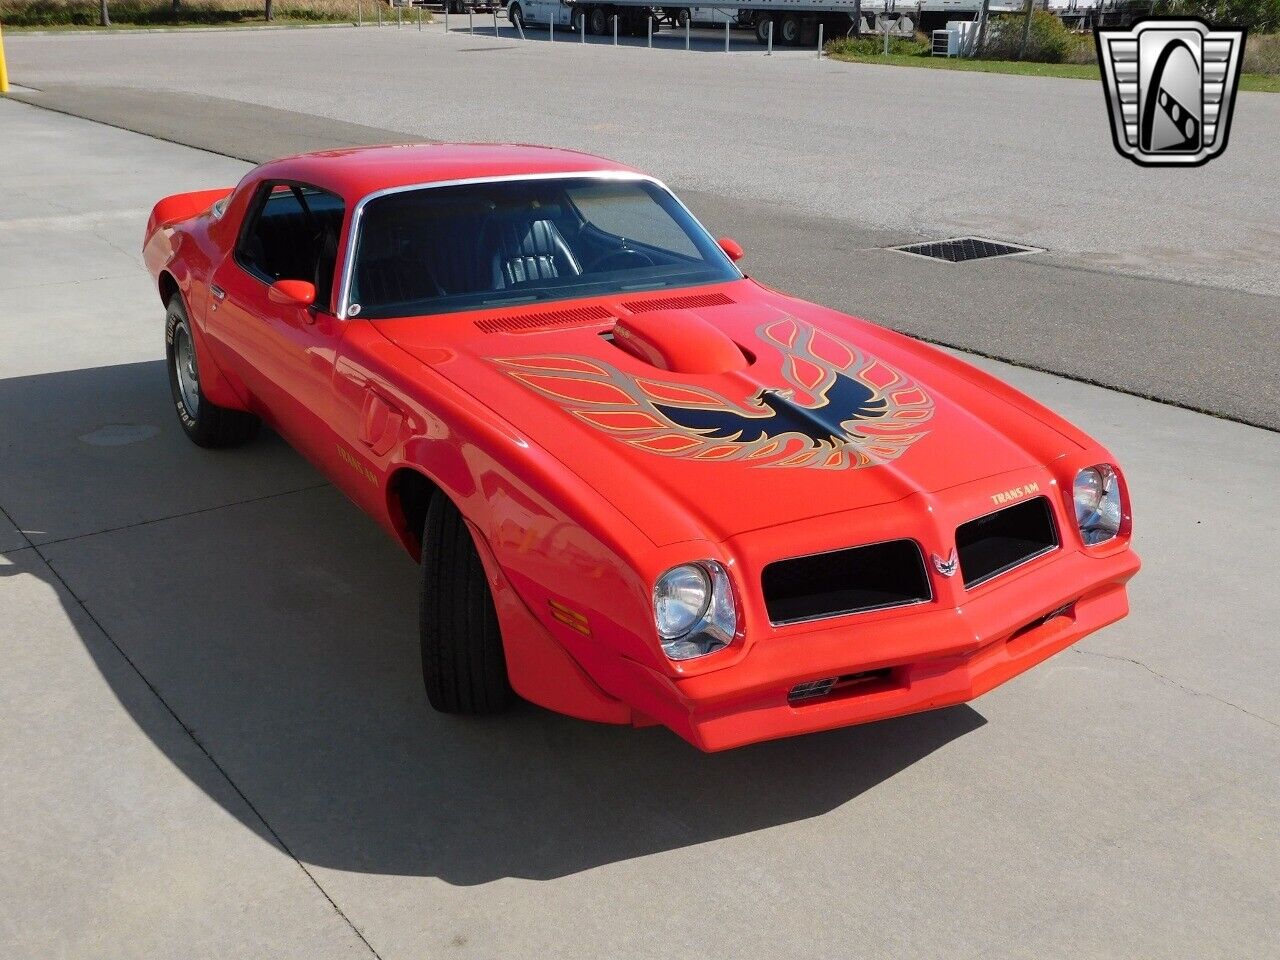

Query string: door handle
[210,284,227,301]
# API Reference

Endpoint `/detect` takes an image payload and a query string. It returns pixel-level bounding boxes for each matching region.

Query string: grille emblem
[932,549,959,578]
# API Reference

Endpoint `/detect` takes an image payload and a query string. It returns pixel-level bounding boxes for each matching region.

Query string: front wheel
[419,495,514,715]
[508,2,523,29]
[165,294,259,448]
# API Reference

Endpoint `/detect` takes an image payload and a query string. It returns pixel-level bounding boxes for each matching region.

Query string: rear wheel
[165,293,259,448]
[508,2,523,29]
[419,495,514,715]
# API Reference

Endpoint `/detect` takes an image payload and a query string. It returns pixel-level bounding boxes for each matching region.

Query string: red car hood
[378,281,1084,546]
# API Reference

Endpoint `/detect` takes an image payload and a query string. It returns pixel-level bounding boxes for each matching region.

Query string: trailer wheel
[754,13,772,44]
[780,13,802,45]
[674,7,689,29]
[588,4,609,34]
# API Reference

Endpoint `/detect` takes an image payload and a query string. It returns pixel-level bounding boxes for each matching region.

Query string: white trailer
[505,0,1022,45]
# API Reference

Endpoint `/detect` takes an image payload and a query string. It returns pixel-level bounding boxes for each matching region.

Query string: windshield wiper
[478,293,544,308]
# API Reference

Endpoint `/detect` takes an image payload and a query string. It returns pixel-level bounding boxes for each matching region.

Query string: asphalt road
[2,97,1279,960]
[5,25,1279,429]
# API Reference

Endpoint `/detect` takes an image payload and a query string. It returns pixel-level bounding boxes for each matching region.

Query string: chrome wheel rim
[173,322,200,417]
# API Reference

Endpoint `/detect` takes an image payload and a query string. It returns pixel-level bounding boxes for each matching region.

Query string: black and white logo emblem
[932,549,959,578]
[1096,19,1245,167]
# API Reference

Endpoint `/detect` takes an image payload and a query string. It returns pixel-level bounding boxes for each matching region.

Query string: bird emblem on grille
[495,316,935,470]
[932,549,959,578]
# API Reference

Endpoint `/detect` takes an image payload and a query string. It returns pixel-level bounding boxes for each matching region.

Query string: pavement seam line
[33,481,333,548]
[1073,647,1279,730]
[28,534,385,959]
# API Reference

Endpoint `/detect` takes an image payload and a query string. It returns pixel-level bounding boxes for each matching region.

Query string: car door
[206,181,350,466]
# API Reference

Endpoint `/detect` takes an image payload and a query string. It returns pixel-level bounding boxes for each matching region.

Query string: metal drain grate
[889,237,1043,263]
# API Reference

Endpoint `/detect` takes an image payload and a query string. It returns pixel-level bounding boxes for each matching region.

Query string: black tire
[754,13,772,44]
[780,13,802,45]
[674,7,689,28]
[508,2,523,29]
[419,495,513,715]
[165,293,259,448]
[588,5,609,35]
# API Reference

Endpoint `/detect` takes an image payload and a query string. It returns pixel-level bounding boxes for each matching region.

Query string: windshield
[346,176,740,319]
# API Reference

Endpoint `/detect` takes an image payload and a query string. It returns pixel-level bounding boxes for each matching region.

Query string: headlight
[1073,464,1123,545]
[653,561,737,660]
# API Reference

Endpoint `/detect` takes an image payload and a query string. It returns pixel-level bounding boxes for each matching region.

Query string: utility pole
[99,0,110,26]
[972,0,991,57]
[1018,0,1035,60]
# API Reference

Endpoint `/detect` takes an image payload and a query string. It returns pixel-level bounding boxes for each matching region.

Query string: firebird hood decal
[494,318,934,470]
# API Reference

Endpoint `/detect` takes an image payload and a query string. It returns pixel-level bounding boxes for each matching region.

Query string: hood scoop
[610,309,749,375]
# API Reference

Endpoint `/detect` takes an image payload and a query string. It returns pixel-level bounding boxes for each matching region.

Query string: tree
[1157,0,1280,30]
[265,0,274,20]
[1018,0,1034,60]
[99,0,110,26]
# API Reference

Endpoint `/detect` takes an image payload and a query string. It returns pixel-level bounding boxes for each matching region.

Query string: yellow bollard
[0,24,10,95]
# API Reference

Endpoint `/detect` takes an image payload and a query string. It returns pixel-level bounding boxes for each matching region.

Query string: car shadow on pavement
[1,360,986,885]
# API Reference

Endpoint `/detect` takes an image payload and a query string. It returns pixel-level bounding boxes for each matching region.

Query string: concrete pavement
[5,26,1279,429]
[1,97,1278,960]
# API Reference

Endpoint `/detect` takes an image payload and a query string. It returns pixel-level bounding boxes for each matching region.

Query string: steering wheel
[588,248,655,272]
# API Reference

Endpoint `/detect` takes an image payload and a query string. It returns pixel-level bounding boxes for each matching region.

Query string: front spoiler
[612,546,1140,751]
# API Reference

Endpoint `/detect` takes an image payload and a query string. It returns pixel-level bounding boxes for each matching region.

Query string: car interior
[235,178,735,319]
[348,179,735,318]
[236,183,346,307]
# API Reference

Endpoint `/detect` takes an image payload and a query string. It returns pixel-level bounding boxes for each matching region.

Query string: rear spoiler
[144,188,233,246]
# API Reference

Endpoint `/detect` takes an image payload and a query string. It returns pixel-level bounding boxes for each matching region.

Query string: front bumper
[614,545,1140,751]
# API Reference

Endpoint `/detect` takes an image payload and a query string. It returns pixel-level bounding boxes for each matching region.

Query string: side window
[236,182,346,307]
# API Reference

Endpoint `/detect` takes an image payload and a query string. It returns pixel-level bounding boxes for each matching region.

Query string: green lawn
[826,51,1280,93]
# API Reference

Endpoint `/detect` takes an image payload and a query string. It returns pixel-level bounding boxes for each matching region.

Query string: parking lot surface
[6,25,1280,429]
[1,95,1277,959]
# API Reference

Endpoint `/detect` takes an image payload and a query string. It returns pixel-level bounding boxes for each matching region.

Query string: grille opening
[956,496,1058,589]
[762,539,931,625]
[1008,600,1077,644]
[889,237,1043,263]
[788,668,898,705]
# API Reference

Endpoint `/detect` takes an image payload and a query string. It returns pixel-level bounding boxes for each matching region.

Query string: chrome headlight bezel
[1073,464,1124,546]
[652,560,737,661]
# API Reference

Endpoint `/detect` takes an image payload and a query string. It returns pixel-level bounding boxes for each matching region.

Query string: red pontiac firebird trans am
[144,144,1139,751]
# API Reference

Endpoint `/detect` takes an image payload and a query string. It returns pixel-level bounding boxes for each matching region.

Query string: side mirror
[717,237,744,262]
[268,279,317,308]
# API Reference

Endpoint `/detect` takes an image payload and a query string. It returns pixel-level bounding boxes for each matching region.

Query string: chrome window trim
[335,170,742,321]
[961,542,1060,591]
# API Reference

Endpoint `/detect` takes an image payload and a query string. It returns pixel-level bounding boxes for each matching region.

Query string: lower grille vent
[762,539,931,625]
[956,496,1058,589]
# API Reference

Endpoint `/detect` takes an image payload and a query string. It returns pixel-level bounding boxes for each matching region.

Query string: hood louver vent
[475,304,613,334]
[621,292,735,313]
